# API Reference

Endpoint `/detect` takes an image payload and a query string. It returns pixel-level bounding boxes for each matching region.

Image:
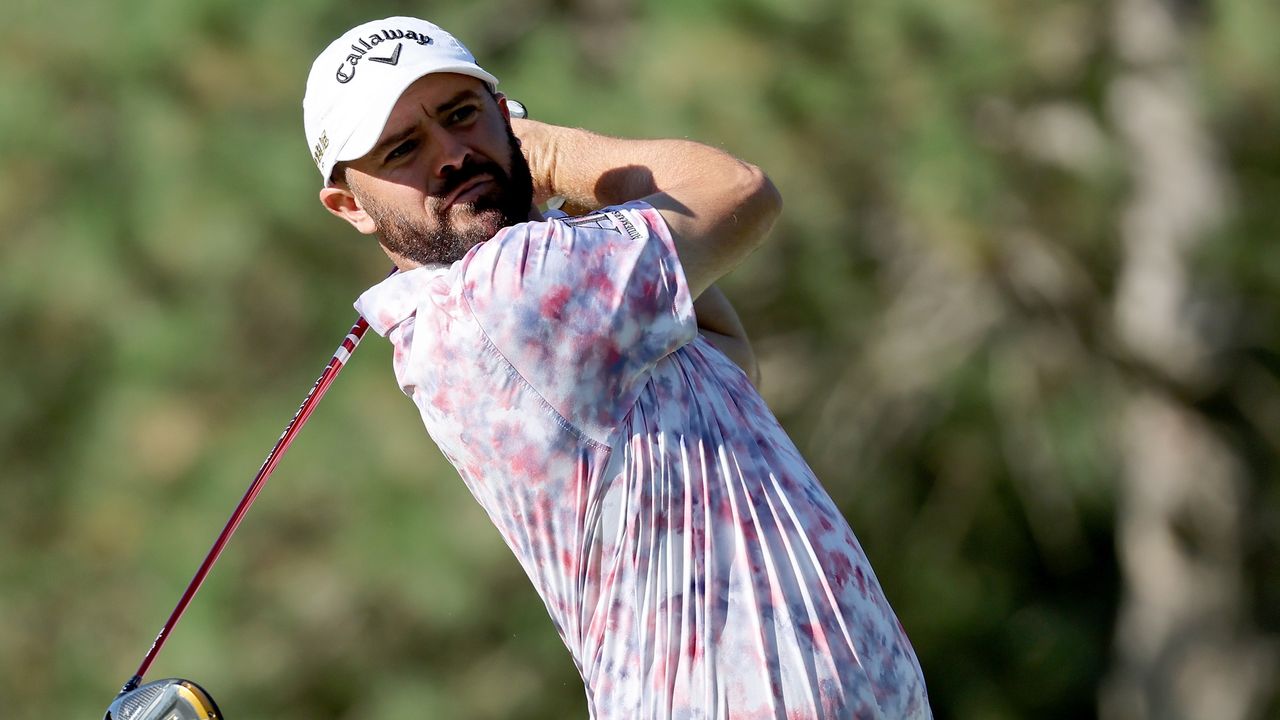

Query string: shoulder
[460,202,668,283]
[547,201,670,240]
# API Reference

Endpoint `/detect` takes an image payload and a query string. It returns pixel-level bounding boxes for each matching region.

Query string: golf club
[104,96,531,719]
[104,313,372,719]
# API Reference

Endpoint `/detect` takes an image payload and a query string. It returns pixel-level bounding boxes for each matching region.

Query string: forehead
[378,73,490,138]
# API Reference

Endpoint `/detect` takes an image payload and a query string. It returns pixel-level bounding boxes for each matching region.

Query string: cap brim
[331,62,500,171]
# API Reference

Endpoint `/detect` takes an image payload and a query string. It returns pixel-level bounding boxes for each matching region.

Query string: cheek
[476,119,515,165]
[373,182,431,213]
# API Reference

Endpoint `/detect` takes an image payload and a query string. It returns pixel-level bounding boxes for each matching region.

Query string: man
[303,16,931,720]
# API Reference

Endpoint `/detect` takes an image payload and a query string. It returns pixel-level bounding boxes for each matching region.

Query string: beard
[351,125,535,266]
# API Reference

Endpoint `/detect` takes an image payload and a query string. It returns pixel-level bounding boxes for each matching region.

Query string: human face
[336,73,534,266]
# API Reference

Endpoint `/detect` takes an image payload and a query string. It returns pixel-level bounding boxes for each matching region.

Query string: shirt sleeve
[460,201,696,442]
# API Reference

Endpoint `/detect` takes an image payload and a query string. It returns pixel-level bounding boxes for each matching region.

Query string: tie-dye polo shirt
[354,201,931,720]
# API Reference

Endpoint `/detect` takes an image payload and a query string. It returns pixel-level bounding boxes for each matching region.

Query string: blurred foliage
[1,0,1277,718]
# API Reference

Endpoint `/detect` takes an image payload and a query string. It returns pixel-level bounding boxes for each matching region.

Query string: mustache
[435,156,507,200]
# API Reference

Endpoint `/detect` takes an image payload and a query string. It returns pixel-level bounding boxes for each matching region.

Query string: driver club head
[104,678,222,720]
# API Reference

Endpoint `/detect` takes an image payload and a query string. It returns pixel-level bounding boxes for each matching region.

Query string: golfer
[304,16,931,720]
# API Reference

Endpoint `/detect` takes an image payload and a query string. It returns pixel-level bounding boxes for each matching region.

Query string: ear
[319,182,378,235]
[494,92,510,122]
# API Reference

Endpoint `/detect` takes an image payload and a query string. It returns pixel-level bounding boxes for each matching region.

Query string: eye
[384,138,418,163]
[446,104,478,125]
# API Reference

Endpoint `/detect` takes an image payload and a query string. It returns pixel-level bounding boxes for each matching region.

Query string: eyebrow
[368,89,484,160]
[368,125,416,161]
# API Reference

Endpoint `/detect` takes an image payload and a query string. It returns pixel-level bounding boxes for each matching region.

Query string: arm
[694,286,760,386]
[512,118,782,299]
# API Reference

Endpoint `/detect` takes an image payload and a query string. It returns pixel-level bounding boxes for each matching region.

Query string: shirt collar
[353,265,447,336]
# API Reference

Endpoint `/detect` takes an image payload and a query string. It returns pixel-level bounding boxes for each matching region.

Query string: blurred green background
[2,0,1278,718]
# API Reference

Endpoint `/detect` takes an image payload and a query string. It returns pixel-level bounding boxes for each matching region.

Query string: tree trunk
[1102,0,1273,717]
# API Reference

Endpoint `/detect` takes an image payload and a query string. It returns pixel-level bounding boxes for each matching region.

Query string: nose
[426,124,470,179]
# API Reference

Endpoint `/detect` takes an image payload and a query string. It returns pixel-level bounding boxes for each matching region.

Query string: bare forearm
[515,119,725,209]
[512,118,782,298]
[694,286,759,387]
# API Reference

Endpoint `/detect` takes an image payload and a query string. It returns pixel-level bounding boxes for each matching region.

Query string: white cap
[303,17,499,182]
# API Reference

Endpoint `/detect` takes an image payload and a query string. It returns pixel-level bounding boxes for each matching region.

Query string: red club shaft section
[124,316,371,692]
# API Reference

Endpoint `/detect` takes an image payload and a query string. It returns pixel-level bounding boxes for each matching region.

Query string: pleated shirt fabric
[354,202,931,719]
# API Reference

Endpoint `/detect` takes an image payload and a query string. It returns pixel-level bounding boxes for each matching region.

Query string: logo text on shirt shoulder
[563,213,617,232]
[607,210,643,241]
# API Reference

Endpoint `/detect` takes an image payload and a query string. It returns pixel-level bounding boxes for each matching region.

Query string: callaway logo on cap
[302,16,499,182]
